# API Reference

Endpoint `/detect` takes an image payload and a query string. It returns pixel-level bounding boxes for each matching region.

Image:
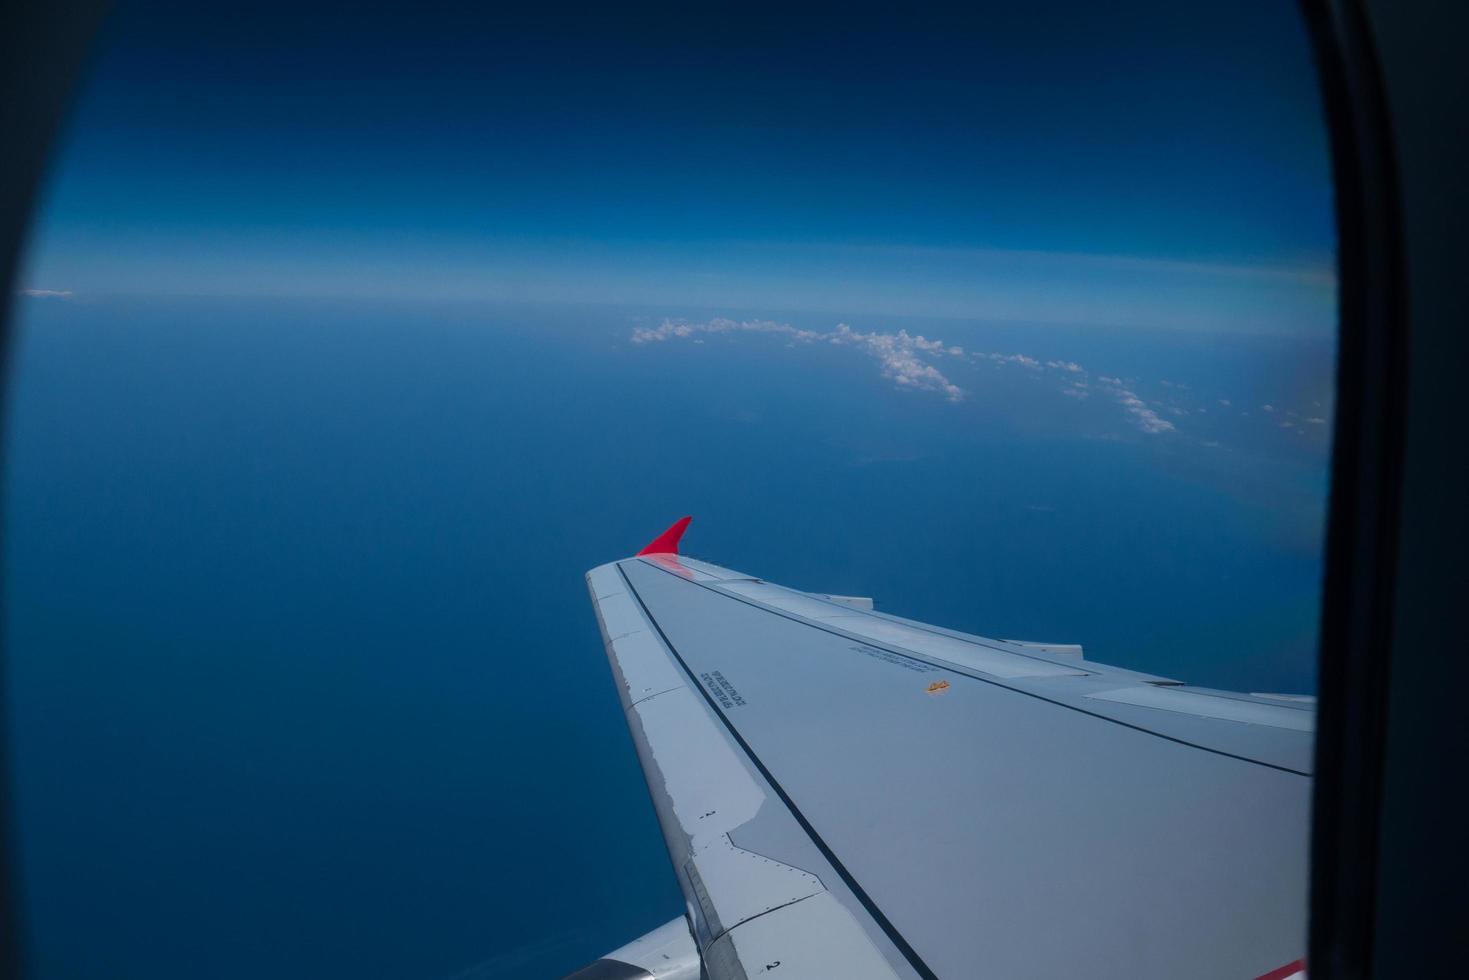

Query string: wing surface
[586,543,1312,980]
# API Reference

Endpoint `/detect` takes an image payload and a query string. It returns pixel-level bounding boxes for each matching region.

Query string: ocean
[4,294,1332,977]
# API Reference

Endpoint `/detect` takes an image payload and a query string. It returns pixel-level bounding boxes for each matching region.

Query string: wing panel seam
[616,562,939,980]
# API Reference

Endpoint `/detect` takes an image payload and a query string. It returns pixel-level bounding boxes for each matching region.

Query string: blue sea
[4,295,1332,978]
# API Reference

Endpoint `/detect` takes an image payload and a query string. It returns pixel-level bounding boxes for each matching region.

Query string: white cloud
[1261,404,1276,413]
[629,319,1249,436]
[18,288,72,299]
[631,317,821,345]
[982,352,1042,369]
[632,317,964,402]
[1095,376,1176,434]
[983,350,1175,435]
[906,333,953,354]
[828,324,965,402]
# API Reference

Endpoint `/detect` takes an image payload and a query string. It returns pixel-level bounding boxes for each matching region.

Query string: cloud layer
[1095,377,1176,434]
[633,317,967,402]
[629,316,1326,441]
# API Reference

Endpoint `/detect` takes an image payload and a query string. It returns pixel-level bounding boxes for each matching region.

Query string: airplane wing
[568,518,1312,980]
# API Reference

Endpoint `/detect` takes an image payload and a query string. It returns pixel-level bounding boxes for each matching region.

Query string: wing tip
[637,516,693,556]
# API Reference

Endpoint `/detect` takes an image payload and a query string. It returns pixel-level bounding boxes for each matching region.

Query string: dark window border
[1297,2,1409,976]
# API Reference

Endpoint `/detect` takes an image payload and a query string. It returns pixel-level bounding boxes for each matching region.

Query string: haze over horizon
[23,3,1332,335]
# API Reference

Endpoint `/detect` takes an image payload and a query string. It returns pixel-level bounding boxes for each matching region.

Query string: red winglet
[638,516,692,556]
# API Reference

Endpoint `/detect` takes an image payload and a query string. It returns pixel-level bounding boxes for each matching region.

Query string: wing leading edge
[583,528,1312,980]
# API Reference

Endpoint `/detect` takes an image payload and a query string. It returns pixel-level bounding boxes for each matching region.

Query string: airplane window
[6,3,1334,978]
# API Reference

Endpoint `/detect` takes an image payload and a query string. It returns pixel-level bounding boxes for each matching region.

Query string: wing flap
[1087,685,1316,732]
[704,892,900,980]
[715,578,1086,679]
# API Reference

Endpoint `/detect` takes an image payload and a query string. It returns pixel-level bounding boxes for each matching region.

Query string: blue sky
[24,1,1334,334]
